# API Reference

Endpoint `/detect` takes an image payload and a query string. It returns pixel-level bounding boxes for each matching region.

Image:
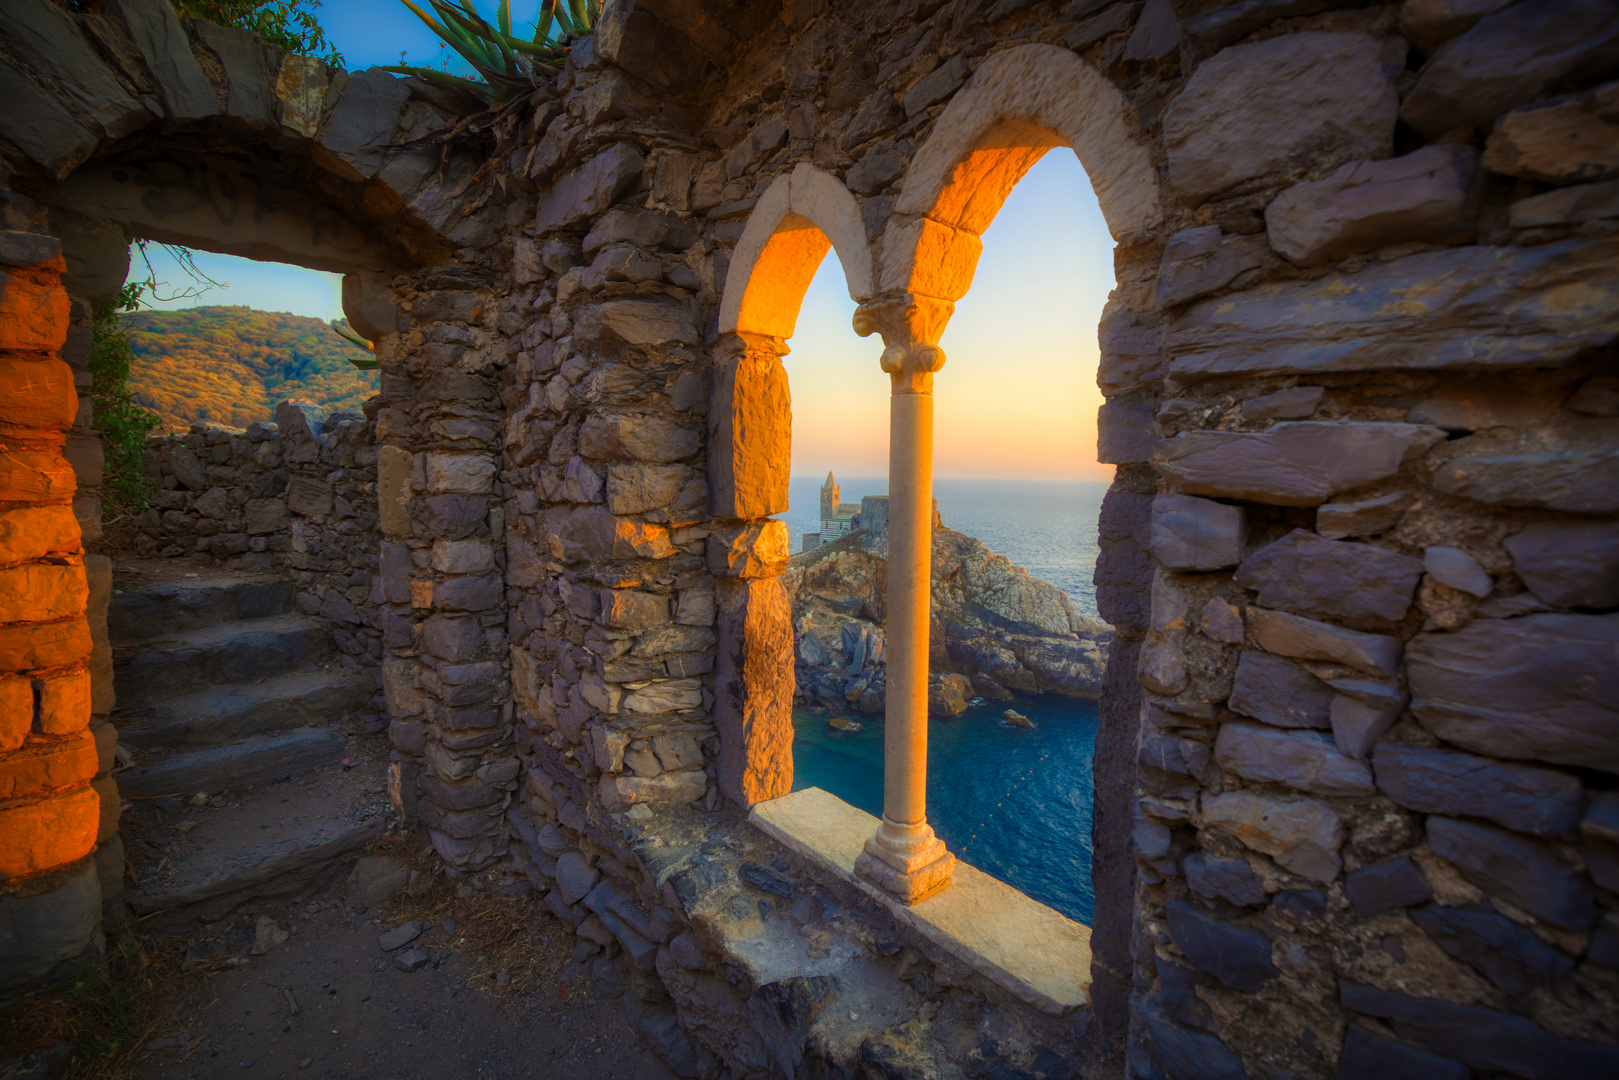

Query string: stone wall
[2,0,1617,1076]
[0,192,113,995]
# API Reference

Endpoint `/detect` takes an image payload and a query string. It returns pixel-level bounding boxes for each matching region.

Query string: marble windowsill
[748,787,1093,1016]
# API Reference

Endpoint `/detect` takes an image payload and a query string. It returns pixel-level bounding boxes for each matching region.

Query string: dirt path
[130,877,677,1080]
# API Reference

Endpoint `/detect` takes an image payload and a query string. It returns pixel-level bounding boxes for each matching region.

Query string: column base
[856,824,956,905]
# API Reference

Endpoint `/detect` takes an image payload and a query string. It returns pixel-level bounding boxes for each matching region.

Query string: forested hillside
[123,306,379,431]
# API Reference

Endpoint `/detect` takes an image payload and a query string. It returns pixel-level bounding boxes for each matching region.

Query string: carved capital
[852,295,955,394]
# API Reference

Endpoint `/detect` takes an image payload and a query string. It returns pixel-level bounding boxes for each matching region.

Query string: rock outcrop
[781,525,1111,716]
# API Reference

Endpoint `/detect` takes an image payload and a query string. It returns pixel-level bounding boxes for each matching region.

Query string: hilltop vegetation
[123,306,379,431]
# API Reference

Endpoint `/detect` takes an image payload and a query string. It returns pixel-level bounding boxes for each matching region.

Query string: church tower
[820,472,838,523]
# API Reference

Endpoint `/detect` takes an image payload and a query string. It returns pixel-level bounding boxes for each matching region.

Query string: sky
[141,2,1116,482]
[784,150,1114,482]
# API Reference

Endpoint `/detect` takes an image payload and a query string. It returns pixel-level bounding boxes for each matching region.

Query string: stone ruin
[1,0,1617,1076]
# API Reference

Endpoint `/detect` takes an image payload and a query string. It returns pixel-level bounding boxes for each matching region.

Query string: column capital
[852,295,955,394]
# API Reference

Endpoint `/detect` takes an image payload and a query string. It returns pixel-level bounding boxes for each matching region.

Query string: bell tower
[820,471,838,525]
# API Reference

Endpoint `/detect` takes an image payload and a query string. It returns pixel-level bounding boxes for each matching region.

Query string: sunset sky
[139,2,1116,482]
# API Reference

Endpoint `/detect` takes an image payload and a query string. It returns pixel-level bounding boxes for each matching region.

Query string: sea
[778,477,1108,925]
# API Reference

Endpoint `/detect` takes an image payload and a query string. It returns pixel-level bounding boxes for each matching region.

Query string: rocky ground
[783,526,1112,718]
[126,888,674,1080]
[2,832,675,1080]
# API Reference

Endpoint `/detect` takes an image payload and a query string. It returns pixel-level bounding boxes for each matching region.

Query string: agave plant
[383,0,605,103]
[330,322,379,371]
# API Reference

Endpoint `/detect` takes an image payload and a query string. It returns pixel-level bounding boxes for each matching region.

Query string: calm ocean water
[781,476,1107,924]
[792,696,1099,924]
[778,476,1107,619]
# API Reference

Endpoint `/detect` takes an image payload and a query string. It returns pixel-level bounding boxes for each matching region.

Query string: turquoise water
[792,694,1099,925]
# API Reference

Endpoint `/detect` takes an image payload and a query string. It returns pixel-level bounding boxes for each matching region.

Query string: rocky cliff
[781,525,1112,716]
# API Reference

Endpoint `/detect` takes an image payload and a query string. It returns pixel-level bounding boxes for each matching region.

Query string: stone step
[125,756,387,924]
[118,727,347,799]
[114,614,331,708]
[109,575,295,642]
[115,670,375,750]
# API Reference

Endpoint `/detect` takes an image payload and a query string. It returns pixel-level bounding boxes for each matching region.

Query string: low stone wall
[129,400,387,699]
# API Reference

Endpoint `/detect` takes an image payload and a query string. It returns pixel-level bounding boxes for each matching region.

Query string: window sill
[749,787,1093,1016]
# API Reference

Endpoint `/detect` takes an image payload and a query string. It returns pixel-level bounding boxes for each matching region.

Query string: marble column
[850,297,956,905]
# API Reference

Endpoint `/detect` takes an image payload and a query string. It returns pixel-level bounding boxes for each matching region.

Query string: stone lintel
[749,787,1093,1016]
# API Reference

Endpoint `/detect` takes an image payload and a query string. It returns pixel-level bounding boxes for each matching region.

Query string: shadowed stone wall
[2,1,1617,1078]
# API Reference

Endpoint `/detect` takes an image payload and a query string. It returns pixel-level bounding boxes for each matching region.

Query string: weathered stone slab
[1163,31,1396,205]
[1094,489,1152,633]
[535,143,645,233]
[1345,857,1432,915]
[1426,817,1593,930]
[1202,790,1343,881]
[1228,650,1333,730]
[1265,145,1478,266]
[1424,545,1492,598]
[1096,307,1164,395]
[1409,904,1576,996]
[1164,899,1276,993]
[1406,613,1619,773]
[1316,491,1412,539]
[1337,1025,1471,1080]
[318,68,410,180]
[1242,386,1322,421]
[191,21,272,125]
[1248,607,1402,679]
[750,787,1093,1015]
[1155,226,1266,307]
[1399,0,1517,51]
[1157,422,1443,507]
[1235,529,1423,625]
[1340,981,1619,1078]
[1167,239,1619,383]
[1401,0,1619,139]
[576,297,698,348]
[0,859,101,996]
[1484,80,1619,185]
[1140,999,1250,1080]
[1095,401,1156,467]
[1374,743,1582,837]
[1432,445,1619,515]
[0,0,150,138]
[1510,179,1619,229]
[1505,520,1619,610]
[1328,679,1405,758]
[713,577,793,807]
[1183,852,1266,906]
[1215,721,1375,796]
[1150,494,1244,571]
[110,0,219,121]
[1183,0,1351,49]
[0,58,97,180]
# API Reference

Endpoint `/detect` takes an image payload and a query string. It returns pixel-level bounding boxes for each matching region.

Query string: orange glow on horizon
[784,151,1115,483]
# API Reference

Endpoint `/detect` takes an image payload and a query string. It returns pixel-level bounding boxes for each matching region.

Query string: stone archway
[707,163,872,809]
[0,0,469,993]
[864,38,1166,1032]
[708,37,1167,1019]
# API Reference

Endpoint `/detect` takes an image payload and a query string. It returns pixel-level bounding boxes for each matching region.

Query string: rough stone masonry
[1,0,1617,1078]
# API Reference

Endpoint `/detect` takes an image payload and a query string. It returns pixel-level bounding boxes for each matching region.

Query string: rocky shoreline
[781,525,1112,718]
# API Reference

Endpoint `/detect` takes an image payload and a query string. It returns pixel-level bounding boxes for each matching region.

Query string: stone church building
[0,0,1616,1077]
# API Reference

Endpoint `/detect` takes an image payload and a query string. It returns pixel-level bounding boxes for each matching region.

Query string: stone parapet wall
[128,403,387,680]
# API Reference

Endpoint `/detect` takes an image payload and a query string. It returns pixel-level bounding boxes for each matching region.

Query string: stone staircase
[109,572,387,924]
